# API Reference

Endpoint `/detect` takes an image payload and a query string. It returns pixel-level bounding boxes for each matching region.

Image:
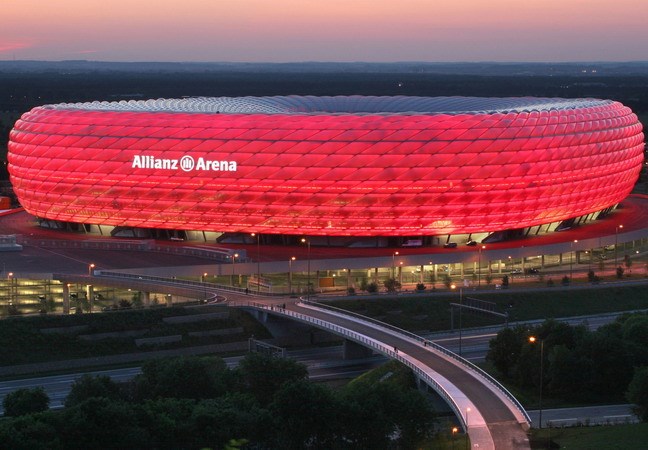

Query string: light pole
[478,245,485,288]
[251,233,261,294]
[465,406,471,450]
[231,253,239,287]
[301,238,311,300]
[88,263,95,276]
[392,251,399,278]
[452,426,458,450]
[202,272,208,300]
[529,336,544,429]
[570,240,578,281]
[288,256,296,294]
[450,283,464,356]
[615,224,624,269]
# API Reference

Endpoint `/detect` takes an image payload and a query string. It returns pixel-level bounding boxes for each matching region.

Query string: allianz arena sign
[132,155,238,172]
[7,96,644,236]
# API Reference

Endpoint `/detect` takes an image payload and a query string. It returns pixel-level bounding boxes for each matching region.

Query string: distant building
[7,96,644,243]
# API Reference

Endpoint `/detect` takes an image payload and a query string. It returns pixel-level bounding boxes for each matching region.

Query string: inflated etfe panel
[8,96,644,236]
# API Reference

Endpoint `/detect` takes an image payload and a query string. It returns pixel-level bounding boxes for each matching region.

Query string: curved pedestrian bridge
[232,299,531,450]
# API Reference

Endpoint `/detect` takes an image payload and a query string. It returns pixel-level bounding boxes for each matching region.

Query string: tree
[235,353,308,406]
[626,366,648,422]
[366,281,378,293]
[60,397,149,450]
[135,356,233,401]
[270,380,340,449]
[624,254,633,274]
[485,273,492,286]
[0,413,62,450]
[561,275,570,286]
[616,266,625,279]
[501,275,509,288]
[383,277,401,292]
[486,326,527,378]
[338,381,435,449]
[65,374,121,407]
[415,283,426,292]
[189,393,272,450]
[3,387,50,417]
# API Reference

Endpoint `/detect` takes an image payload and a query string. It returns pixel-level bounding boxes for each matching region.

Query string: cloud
[0,41,32,53]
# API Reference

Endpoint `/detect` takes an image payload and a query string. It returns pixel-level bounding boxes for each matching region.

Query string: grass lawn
[531,423,648,449]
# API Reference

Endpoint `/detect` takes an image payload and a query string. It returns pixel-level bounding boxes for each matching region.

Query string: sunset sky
[2,0,647,62]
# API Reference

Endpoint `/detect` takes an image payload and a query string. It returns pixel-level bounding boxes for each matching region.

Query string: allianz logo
[132,155,237,172]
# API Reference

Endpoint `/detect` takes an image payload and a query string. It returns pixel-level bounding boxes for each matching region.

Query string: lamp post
[529,336,544,429]
[478,245,485,288]
[452,426,458,450]
[88,263,95,276]
[288,256,296,294]
[465,406,471,450]
[231,253,239,287]
[615,224,624,269]
[301,238,311,300]
[202,272,208,300]
[392,251,399,278]
[570,240,578,281]
[450,283,464,356]
[251,233,261,294]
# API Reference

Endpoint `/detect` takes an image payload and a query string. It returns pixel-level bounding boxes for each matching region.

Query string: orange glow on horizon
[2,0,648,62]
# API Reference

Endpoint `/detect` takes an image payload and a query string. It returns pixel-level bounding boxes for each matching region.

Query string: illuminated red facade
[8,96,644,236]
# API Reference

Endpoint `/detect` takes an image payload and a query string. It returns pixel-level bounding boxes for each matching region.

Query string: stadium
[7,96,645,246]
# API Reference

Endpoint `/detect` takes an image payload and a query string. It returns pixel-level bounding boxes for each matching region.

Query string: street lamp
[569,240,578,280]
[615,224,624,269]
[251,233,261,294]
[478,245,485,288]
[88,263,95,276]
[288,256,296,294]
[202,272,208,300]
[231,253,239,287]
[301,238,311,300]
[450,283,464,356]
[392,251,399,278]
[529,336,544,429]
[452,426,458,450]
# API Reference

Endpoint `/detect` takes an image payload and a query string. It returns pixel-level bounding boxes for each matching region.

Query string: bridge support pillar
[165,294,172,307]
[343,339,373,360]
[143,291,151,307]
[62,282,70,314]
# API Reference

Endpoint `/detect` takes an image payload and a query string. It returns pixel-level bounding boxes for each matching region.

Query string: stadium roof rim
[46,95,614,116]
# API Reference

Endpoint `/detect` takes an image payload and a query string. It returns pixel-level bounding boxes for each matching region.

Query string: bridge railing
[95,271,248,294]
[299,299,531,426]
[94,271,286,297]
[230,300,468,430]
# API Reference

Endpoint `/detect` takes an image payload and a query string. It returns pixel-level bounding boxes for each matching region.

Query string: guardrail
[299,299,531,426]
[230,300,468,430]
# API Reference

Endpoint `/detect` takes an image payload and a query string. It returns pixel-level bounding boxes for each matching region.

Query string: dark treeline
[487,313,648,418]
[0,354,438,450]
